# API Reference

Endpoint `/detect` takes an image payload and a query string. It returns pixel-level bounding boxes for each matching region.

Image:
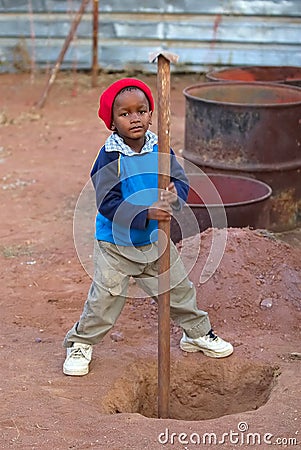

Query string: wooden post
[36,0,90,108]
[149,50,179,419]
[91,0,99,87]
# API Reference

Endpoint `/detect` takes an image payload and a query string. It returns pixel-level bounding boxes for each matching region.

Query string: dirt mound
[179,227,301,337]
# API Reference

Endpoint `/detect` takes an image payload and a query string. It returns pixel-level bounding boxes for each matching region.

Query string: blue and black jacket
[91,135,189,246]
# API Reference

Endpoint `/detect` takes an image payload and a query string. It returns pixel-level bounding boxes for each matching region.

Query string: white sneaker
[63,343,92,376]
[180,329,233,358]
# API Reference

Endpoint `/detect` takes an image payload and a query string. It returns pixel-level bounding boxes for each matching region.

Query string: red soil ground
[0,72,300,449]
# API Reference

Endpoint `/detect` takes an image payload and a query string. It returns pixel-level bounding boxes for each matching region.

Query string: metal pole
[157,54,171,419]
[149,50,179,419]
[91,0,99,87]
[36,0,90,108]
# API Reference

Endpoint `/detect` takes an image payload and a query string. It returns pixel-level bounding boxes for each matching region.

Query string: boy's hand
[147,182,178,221]
[147,198,172,221]
[160,182,178,205]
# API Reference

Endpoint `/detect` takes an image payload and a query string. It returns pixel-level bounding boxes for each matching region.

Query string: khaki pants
[63,239,211,347]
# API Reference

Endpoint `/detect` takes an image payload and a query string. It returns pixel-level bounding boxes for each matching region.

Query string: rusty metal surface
[1,1,301,73]
[171,174,272,243]
[206,66,301,87]
[183,81,301,231]
[156,53,172,420]
[183,82,301,170]
[189,167,301,232]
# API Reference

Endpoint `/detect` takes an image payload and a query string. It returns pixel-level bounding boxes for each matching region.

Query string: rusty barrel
[171,174,272,243]
[206,66,301,87]
[183,82,301,231]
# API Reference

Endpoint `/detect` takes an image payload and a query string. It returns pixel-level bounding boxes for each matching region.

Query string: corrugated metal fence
[0,0,300,73]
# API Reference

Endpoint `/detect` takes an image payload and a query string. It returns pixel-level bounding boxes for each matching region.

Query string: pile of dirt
[179,227,300,339]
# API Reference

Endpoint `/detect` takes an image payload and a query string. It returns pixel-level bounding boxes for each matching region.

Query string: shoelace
[70,347,87,358]
[206,329,218,341]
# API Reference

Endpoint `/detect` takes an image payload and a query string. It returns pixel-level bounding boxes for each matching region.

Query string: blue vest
[95,146,159,246]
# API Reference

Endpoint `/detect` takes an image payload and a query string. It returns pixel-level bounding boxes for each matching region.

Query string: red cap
[98,78,155,129]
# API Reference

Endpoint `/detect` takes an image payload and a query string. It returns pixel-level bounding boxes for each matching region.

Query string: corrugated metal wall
[0,0,300,73]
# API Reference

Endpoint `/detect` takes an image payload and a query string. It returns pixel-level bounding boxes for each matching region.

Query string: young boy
[63,78,233,376]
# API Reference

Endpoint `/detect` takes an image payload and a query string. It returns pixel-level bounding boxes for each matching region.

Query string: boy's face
[111,88,153,148]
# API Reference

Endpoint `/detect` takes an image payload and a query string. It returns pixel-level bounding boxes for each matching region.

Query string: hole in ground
[102,357,278,421]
